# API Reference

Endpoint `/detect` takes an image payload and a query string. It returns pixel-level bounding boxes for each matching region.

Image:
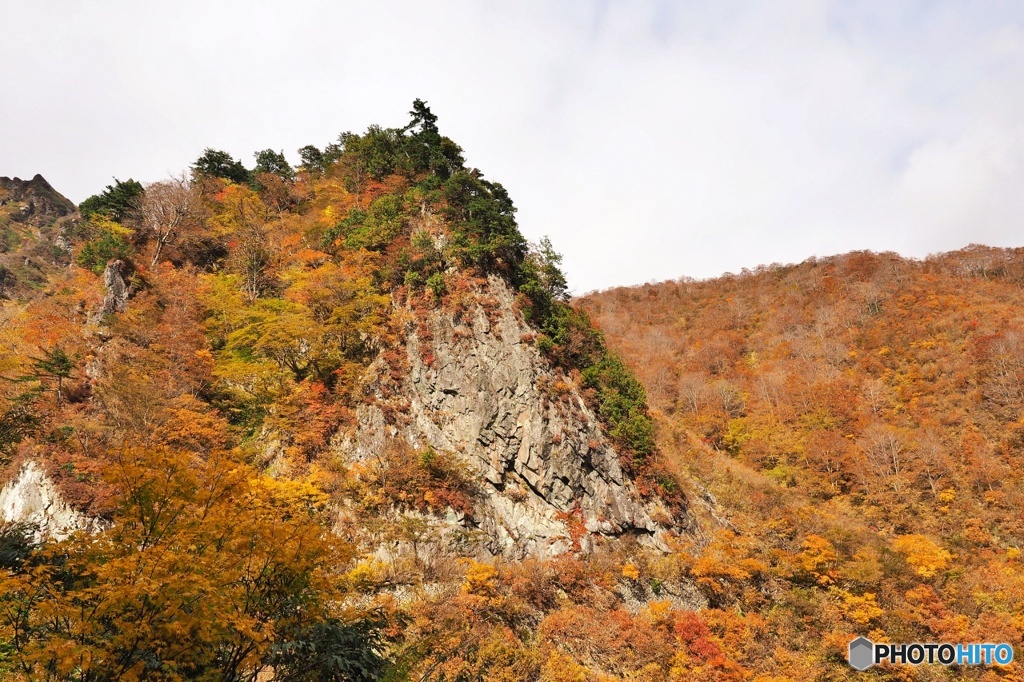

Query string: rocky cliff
[0,174,75,225]
[0,462,98,541]
[341,277,691,559]
[3,269,694,556]
[0,156,696,563]
[0,173,76,299]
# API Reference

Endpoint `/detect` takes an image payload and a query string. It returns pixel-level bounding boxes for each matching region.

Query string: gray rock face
[343,277,688,558]
[0,461,98,541]
[0,174,76,225]
[100,259,129,315]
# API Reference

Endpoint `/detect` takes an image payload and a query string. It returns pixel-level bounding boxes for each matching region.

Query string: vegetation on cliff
[0,103,694,680]
[11,97,1022,679]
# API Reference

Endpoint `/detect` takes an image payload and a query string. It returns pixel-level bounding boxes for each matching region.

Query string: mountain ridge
[580,244,1024,678]
[0,173,76,223]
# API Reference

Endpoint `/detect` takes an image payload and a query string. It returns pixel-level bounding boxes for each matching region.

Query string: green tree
[582,354,656,462]
[18,346,75,406]
[269,616,390,681]
[406,98,439,135]
[79,178,144,222]
[75,228,133,274]
[403,99,464,179]
[253,149,294,180]
[520,236,571,335]
[0,398,38,458]
[535,237,568,300]
[441,171,525,277]
[339,126,408,182]
[297,145,326,174]
[192,148,250,184]
[0,522,36,571]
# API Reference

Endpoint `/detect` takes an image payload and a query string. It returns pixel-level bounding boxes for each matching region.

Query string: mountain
[341,272,687,559]
[0,103,712,681]
[0,174,76,225]
[580,247,1024,679]
[0,174,77,298]
[6,100,1017,678]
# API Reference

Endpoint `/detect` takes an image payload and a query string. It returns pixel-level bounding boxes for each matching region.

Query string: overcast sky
[3,1,1024,292]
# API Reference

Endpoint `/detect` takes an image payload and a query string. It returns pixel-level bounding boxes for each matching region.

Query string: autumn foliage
[6,99,1024,679]
[0,102,704,681]
[581,248,1024,679]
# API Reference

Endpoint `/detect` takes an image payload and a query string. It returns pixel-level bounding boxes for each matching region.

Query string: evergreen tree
[192,148,250,184]
[78,178,144,222]
[254,149,294,180]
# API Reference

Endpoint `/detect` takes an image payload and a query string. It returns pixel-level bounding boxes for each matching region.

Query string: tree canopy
[79,178,144,223]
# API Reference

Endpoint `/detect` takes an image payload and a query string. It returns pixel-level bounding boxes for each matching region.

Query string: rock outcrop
[0,174,77,299]
[342,277,691,558]
[0,174,76,225]
[0,461,98,541]
[100,259,130,315]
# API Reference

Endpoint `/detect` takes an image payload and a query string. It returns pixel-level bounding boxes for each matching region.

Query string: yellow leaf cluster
[892,534,952,578]
[462,559,499,598]
[796,534,838,584]
[838,590,884,625]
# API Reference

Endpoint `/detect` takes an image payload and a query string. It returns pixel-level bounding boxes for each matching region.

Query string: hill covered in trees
[0,102,715,681]
[5,97,1022,679]
[581,247,1024,680]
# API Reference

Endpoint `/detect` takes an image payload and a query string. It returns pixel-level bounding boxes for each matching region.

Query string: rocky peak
[341,277,694,559]
[0,174,76,225]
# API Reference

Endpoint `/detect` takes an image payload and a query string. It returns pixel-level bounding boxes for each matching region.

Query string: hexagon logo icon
[849,636,874,671]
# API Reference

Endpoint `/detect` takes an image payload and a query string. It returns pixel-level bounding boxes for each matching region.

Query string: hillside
[0,103,717,681]
[581,248,1024,679]
[5,100,1021,680]
[0,174,76,299]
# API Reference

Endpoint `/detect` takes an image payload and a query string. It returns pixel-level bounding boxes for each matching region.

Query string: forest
[582,247,1024,680]
[1,100,1021,680]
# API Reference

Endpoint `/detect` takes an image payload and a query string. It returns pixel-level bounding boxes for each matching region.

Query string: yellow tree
[892,534,952,579]
[0,447,384,681]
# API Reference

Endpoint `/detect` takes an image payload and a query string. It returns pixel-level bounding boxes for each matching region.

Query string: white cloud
[2,1,1024,292]
[895,124,1024,249]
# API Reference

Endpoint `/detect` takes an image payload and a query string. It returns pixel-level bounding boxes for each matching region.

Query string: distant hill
[580,246,1024,677]
[0,174,76,298]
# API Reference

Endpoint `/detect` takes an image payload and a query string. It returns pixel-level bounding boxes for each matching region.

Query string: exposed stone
[100,259,129,316]
[617,577,708,614]
[339,277,693,559]
[0,174,76,225]
[0,461,98,541]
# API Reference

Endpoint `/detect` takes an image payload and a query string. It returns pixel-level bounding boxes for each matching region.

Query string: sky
[3,1,1024,293]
